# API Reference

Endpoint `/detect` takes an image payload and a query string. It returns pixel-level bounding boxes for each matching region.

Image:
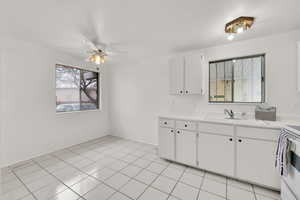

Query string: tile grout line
[107,148,174,198]
[51,143,163,200]
[196,172,229,200]
[11,163,39,200]
[100,153,166,200]
[10,163,69,197]
[33,146,205,200]
[252,185,258,200]
[226,177,228,200]
[32,159,88,200]
[135,161,172,199]
[3,137,277,200]
[51,150,137,200]
[195,171,207,200]
[166,166,187,200]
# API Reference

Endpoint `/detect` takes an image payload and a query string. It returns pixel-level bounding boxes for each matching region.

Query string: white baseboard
[108,133,158,147]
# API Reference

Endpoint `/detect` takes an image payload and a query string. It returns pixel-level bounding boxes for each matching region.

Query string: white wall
[109,30,300,145]
[0,48,4,167]
[0,37,110,167]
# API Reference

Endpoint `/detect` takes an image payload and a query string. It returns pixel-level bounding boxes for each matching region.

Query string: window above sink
[209,54,265,103]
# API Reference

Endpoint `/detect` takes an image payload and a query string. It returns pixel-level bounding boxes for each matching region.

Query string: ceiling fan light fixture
[100,55,105,64]
[87,52,106,65]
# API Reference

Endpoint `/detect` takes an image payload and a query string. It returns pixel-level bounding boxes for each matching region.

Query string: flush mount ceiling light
[225,16,255,40]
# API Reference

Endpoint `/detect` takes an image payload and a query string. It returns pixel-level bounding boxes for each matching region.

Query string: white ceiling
[1,0,300,60]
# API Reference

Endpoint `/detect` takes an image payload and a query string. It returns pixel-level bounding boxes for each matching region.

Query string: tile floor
[0,136,280,200]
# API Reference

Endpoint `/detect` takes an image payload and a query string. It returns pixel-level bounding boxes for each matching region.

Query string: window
[56,64,99,112]
[209,54,265,103]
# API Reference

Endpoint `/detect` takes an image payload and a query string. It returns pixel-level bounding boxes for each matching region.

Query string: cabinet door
[198,133,234,176]
[176,130,197,166]
[184,54,203,94]
[159,127,175,160]
[236,138,280,189]
[169,57,184,95]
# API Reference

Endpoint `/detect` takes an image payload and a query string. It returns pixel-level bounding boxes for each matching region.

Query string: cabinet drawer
[198,122,234,136]
[176,120,197,131]
[236,126,280,141]
[159,118,175,128]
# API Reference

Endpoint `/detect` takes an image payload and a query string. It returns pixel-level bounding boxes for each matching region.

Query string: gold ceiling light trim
[225,16,255,34]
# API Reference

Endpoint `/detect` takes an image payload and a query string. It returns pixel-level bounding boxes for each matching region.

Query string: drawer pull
[170,130,174,133]
[164,122,167,125]
[184,124,188,127]
[177,131,180,134]
[238,139,242,142]
[229,138,233,141]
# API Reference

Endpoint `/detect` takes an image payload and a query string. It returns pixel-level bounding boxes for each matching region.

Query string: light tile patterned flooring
[0,136,280,200]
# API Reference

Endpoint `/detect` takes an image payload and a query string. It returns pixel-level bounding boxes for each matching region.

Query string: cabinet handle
[180,90,183,94]
[229,138,233,141]
[177,131,180,134]
[185,90,188,94]
[164,122,167,125]
[238,139,242,142]
[170,130,174,133]
[184,124,187,127]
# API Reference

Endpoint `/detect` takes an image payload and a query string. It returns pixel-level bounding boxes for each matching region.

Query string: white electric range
[281,125,300,200]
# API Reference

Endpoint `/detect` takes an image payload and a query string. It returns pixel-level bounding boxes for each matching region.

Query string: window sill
[208,102,264,105]
[56,109,101,115]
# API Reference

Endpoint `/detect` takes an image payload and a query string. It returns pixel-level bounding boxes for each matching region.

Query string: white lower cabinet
[158,127,175,160]
[198,133,235,177]
[236,137,280,188]
[158,117,281,189]
[176,130,197,166]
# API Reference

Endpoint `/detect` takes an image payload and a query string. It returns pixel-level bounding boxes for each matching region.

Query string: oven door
[283,140,300,199]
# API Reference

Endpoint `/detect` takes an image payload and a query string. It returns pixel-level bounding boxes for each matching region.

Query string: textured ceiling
[1,0,300,61]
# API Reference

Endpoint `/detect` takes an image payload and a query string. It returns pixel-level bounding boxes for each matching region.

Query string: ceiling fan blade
[105,43,128,54]
[77,12,129,60]
[78,12,106,53]
[84,39,98,51]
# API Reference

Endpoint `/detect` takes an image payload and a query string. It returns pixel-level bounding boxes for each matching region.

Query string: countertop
[159,113,300,129]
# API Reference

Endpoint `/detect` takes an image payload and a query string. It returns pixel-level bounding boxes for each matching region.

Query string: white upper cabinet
[184,54,203,94]
[169,54,203,95]
[169,57,184,95]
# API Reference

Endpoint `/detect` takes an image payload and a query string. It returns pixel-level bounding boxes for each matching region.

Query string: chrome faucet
[224,109,234,119]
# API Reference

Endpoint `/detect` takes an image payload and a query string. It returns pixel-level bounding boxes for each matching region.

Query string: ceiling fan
[79,12,127,66]
[84,39,126,66]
